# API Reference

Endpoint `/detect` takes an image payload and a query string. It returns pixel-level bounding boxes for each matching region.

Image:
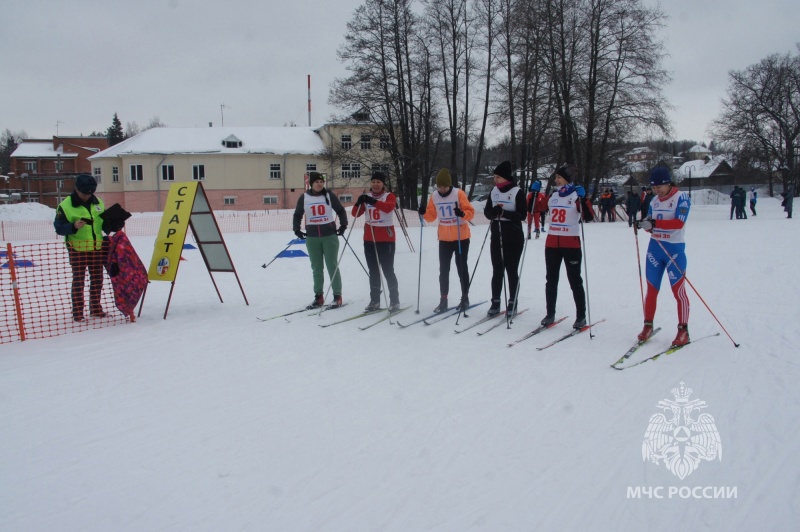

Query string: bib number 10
[310,204,327,216]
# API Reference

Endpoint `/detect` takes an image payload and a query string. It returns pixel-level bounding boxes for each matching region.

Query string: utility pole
[220,104,230,127]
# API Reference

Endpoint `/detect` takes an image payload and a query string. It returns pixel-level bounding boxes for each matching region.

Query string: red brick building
[7,136,109,207]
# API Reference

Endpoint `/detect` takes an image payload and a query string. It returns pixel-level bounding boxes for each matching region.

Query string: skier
[53,174,108,321]
[484,161,526,316]
[526,180,548,239]
[351,172,400,312]
[749,186,757,216]
[635,166,692,347]
[419,168,475,313]
[540,166,587,330]
[293,172,348,309]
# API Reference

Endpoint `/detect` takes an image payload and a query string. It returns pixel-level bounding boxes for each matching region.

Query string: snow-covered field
[1,196,798,531]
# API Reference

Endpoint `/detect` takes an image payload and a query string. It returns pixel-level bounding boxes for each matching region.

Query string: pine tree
[106,113,125,145]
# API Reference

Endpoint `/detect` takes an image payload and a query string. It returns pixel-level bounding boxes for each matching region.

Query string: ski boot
[540,314,555,326]
[307,294,324,309]
[572,316,586,329]
[487,299,501,317]
[637,321,654,341]
[456,295,470,312]
[330,295,344,309]
[433,297,448,314]
[672,324,690,347]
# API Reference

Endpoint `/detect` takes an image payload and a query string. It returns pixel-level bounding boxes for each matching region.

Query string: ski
[307,302,349,316]
[612,332,721,370]
[476,308,529,336]
[257,307,312,322]
[454,311,501,334]
[423,301,486,325]
[318,307,382,328]
[396,307,457,328]
[359,306,411,330]
[609,327,662,368]
[506,316,568,347]
[535,319,606,351]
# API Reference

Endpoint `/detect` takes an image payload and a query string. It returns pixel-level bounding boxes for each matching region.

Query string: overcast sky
[1,0,797,144]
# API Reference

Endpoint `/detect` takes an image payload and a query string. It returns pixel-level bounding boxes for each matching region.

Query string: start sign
[147,182,197,282]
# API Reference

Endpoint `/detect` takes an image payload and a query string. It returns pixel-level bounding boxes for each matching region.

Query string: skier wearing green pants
[293,172,348,309]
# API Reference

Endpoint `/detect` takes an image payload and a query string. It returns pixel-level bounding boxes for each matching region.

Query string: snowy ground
[1,196,799,531]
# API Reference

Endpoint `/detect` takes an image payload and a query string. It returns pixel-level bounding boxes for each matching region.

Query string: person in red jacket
[526,180,548,239]
[351,172,401,312]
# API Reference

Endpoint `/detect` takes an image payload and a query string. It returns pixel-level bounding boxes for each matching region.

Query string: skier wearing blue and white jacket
[635,166,692,347]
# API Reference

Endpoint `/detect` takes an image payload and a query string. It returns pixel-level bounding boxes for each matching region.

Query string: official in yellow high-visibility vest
[53,174,107,321]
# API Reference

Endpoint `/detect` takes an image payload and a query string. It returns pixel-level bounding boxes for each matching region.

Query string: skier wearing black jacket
[484,161,527,317]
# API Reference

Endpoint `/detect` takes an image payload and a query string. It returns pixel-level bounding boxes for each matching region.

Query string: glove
[418,205,427,216]
[359,194,377,205]
[294,230,306,240]
[636,219,653,231]
[355,195,364,206]
[337,225,347,236]
[454,205,465,218]
[575,185,586,198]
[490,205,503,218]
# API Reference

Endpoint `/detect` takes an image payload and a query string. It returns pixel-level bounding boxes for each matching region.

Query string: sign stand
[144,182,248,319]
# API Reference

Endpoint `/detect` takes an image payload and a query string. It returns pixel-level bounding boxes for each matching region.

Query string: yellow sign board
[147,182,197,282]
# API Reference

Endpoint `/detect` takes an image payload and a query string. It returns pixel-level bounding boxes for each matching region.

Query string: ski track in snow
[1,197,799,531]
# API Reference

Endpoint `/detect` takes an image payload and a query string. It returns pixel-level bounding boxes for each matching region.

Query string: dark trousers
[438,239,470,298]
[749,201,757,216]
[364,241,399,305]
[68,248,105,317]
[544,246,586,319]
[490,222,524,302]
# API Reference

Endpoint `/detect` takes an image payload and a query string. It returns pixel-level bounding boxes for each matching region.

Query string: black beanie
[308,172,325,185]
[555,166,575,183]
[371,171,387,184]
[493,161,513,182]
[75,174,97,194]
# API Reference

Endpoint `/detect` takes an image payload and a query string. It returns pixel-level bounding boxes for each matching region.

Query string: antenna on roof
[220,103,230,127]
[55,120,63,135]
[308,75,312,127]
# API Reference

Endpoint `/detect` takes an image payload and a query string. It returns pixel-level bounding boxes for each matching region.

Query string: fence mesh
[1,242,128,344]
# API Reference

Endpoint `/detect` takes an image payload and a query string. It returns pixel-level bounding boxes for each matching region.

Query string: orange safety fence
[1,242,128,344]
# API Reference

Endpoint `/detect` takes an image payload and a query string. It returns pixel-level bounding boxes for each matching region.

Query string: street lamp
[687,166,692,200]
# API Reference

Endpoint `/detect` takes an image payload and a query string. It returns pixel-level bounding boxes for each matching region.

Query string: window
[160,164,175,181]
[93,167,102,184]
[380,135,390,149]
[341,134,352,150]
[112,166,119,183]
[361,134,371,150]
[306,163,317,173]
[269,163,282,179]
[25,161,37,172]
[263,196,278,205]
[339,194,353,203]
[341,163,361,179]
[224,197,236,205]
[193,164,205,181]
[130,164,143,181]
[54,160,64,172]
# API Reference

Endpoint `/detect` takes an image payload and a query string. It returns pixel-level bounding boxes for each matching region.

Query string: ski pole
[579,214,594,339]
[415,205,426,314]
[344,236,370,278]
[653,237,740,347]
[395,205,415,252]
[261,239,297,270]
[317,221,357,316]
[633,223,645,317]
[455,221,490,325]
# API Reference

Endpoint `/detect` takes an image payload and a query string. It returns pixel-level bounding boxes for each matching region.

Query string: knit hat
[75,174,97,194]
[308,172,325,185]
[555,166,575,183]
[435,168,452,188]
[371,171,387,184]
[649,166,672,186]
[493,161,513,182]
[530,180,542,192]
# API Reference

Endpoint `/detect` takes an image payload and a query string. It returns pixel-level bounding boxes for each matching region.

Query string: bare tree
[712,47,800,194]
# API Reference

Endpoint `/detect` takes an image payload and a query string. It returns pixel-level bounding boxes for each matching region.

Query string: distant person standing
[351,172,400,312]
[636,166,692,347]
[540,166,587,330]
[782,184,794,219]
[749,187,757,216]
[419,168,475,313]
[53,174,107,321]
[625,190,641,227]
[526,180,548,239]
[293,172,348,309]
[484,161,526,316]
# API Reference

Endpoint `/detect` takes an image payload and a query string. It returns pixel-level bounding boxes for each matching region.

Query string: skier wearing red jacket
[351,172,400,312]
[526,180,548,239]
